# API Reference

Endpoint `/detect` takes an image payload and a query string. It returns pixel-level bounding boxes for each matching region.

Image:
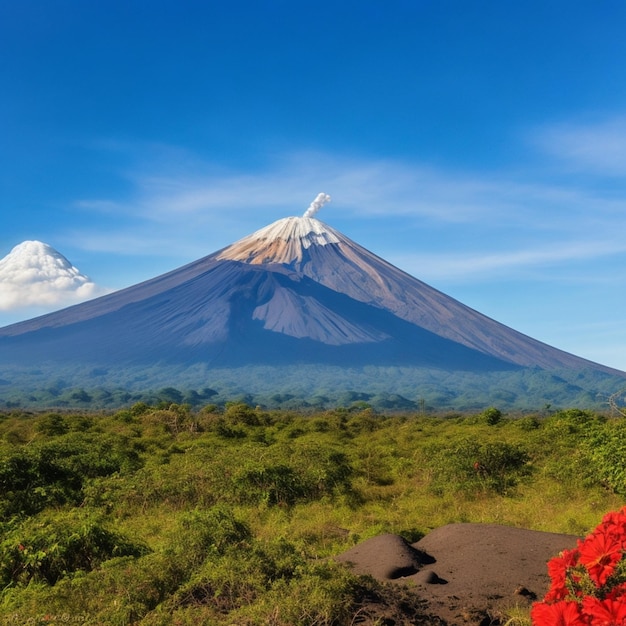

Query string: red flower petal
[606,582,626,601]
[578,531,622,586]
[544,548,581,601]
[531,600,586,626]
[582,595,626,625]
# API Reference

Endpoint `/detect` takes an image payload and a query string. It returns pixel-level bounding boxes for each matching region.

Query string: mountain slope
[0,216,623,403]
[0,260,514,371]
[217,217,613,371]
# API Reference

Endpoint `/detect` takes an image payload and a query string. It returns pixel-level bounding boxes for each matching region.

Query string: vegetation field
[1,363,623,413]
[1,402,625,625]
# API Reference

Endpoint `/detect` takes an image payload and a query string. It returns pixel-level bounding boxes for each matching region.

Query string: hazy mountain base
[0,362,623,411]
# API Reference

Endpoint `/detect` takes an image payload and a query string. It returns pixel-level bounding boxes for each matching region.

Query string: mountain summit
[218,215,616,372]
[0,212,623,409]
[217,216,343,266]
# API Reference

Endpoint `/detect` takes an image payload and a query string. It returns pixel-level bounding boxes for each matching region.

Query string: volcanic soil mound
[336,523,578,625]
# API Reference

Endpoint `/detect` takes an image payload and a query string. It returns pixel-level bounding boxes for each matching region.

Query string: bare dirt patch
[336,523,578,625]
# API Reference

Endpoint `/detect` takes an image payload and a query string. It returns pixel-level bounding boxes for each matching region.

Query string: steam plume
[303,193,331,218]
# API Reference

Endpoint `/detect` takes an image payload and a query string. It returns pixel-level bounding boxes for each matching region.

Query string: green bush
[427,436,531,495]
[516,415,541,431]
[229,442,354,505]
[224,402,261,426]
[544,408,603,436]
[233,463,305,505]
[176,506,252,558]
[234,560,365,625]
[0,432,143,519]
[164,541,301,619]
[479,407,502,425]
[584,419,626,494]
[35,413,69,436]
[0,511,148,586]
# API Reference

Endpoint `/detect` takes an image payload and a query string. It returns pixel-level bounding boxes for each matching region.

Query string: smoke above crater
[302,193,331,218]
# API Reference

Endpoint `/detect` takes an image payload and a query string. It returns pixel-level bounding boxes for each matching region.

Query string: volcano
[0,213,624,409]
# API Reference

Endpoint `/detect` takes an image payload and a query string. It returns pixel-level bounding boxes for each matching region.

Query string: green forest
[1,403,626,625]
[1,363,624,412]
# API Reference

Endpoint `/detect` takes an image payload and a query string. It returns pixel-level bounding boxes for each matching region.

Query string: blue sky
[1,1,625,371]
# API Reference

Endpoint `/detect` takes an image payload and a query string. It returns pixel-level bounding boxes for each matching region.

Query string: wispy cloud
[531,115,626,176]
[390,239,626,282]
[76,147,544,225]
[75,146,626,221]
[66,138,626,286]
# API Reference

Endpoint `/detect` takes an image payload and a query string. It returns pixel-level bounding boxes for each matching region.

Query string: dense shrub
[543,408,604,436]
[229,442,354,505]
[584,419,626,494]
[234,560,364,625]
[0,432,142,519]
[224,402,262,426]
[35,413,69,436]
[479,407,502,425]
[0,511,148,586]
[175,506,252,558]
[427,436,531,495]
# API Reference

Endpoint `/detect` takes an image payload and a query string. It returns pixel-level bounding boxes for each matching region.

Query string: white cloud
[0,240,110,312]
[390,239,626,281]
[531,115,626,176]
[66,140,626,288]
[75,149,508,224]
[75,147,626,227]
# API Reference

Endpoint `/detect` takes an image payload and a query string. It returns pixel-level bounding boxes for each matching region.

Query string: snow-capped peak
[216,216,343,265]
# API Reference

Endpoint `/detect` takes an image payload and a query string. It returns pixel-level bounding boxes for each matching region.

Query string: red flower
[602,508,626,529]
[582,595,626,625]
[531,600,586,626]
[538,507,626,625]
[544,586,570,603]
[578,531,623,586]
[545,548,581,601]
[602,509,626,546]
[606,583,626,601]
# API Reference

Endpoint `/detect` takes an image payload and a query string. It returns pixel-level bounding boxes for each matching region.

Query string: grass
[0,404,624,624]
